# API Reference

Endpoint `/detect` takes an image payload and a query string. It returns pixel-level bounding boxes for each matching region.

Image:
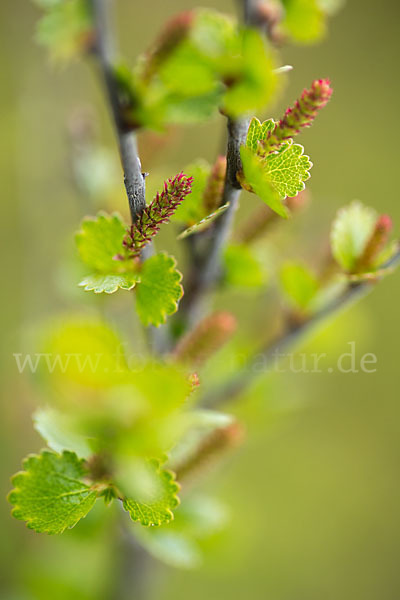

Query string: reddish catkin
[357,214,393,271]
[124,173,193,257]
[265,79,333,150]
[172,311,237,367]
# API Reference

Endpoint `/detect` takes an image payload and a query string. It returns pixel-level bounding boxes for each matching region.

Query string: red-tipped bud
[172,311,237,367]
[265,79,333,151]
[358,214,393,270]
[203,156,227,214]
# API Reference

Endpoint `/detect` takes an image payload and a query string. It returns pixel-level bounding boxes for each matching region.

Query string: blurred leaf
[9,451,97,534]
[122,460,180,527]
[177,204,230,239]
[223,29,277,117]
[35,0,93,62]
[136,253,183,327]
[224,244,266,288]
[280,0,325,44]
[280,262,319,310]
[133,9,277,127]
[168,410,235,472]
[34,407,93,458]
[331,201,377,272]
[45,317,127,388]
[174,494,229,538]
[135,493,228,569]
[136,529,202,569]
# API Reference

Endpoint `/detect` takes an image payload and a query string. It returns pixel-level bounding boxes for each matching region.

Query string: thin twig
[90,0,145,222]
[200,247,400,408]
[88,2,152,597]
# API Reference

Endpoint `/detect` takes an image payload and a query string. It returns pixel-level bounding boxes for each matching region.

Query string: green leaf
[35,0,92,62]
[9,451,97,534]
[240,142,312,217]
[33,407,93,459]
[75,212,130,273]
[136,529,202,569]
[281,0,325,44]
[224,244,266,288]
[240,146,287,217]
[246,117,275,152]
[78,273,141,294]
[136,253,183,327]
[177,204,230,239]
[76,213,140,295]
[280,262,319,310]
[223,29,277,117]
[134,10,276,127]
[264,141,312,199]
[330,201,377,272]
[122,461,180,527]
[172,161,211,225]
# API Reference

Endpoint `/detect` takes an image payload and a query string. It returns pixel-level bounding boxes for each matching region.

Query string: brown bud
[172,311,237,367]
[203,156,227,214]
[174,422,245,482]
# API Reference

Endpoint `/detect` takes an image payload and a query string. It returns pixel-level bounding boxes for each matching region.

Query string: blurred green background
[1,0,400,598]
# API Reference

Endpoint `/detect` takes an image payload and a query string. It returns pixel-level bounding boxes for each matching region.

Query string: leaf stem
[89,0,146,222]
[200,246,400,408]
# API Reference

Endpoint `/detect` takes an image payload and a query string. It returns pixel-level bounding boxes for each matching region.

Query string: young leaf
[224,244,266,288]
[76,212,130,273]
[78,273,141,294]
[136,253,183,327]
[239,146,287,217]
[280,262,319,310]
[246,117,275,152]
[34,407,93,459]
[264,141,312,199]
[9,451,97,534]
[122,462,180,527]
[331,201,377,272]
[76,212,141,294]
